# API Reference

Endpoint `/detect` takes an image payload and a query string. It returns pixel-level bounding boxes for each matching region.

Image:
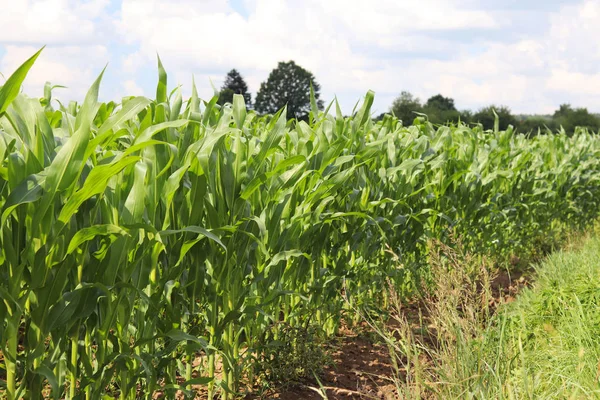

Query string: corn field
[1,50,600,399]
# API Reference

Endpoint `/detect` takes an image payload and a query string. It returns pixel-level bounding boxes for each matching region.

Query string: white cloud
[122,51,146,74]
[317,0,497,44]
[333,0,600,114]
[546,0,600,77]
[1,0,599,115]
[0,0,111,45]
[547,69,600,96]
[0,45,110,100]
[0,0,117,102]
[117,0,500,112]
[123,79,145,96]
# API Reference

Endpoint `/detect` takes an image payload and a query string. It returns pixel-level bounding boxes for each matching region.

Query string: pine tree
[218,69,252,107]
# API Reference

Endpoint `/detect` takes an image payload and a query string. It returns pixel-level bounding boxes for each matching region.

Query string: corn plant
[1,49,600,399]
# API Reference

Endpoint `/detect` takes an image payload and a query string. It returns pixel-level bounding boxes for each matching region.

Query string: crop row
[1,50,600,399]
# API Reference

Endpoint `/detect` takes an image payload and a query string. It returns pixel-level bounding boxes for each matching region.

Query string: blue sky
[1,0,599,115]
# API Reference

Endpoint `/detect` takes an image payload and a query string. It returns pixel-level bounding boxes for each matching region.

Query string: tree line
[382,91,600,136]
[218,63,599,135]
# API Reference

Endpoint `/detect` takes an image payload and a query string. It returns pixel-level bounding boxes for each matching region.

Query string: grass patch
[381,233,600,399]
[485,235,600,399]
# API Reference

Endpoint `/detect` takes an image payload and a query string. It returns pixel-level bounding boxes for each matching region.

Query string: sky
[1,0,599,115]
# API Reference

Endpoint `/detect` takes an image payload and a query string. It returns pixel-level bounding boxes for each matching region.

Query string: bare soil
[489,267,532,309]
[263,329,396,400]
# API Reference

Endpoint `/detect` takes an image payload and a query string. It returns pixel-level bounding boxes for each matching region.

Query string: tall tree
[254,61,323,120]
[553,104,573,119]
[423,94,462,124]
[390,91,422,125]
[425,94,457,112]
[218,69,251,107]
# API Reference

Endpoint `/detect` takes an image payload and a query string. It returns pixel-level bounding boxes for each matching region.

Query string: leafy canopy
[425,94,456,112]
[553,103,600,135]
[423,94,466,124]
[254,61,323,120]
[390,92,467,126]
[473,105,518,131]
[390,91,422,125]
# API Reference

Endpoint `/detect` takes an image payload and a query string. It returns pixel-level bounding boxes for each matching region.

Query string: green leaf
[232,93,246,129]
[182,377,213,386]
[164,329,209,349]
[156,54,167,104]
[35,365,59,398]
[1,173,45,225]
[0,47,43,115]
[67,225,129,255]
[123,161,148,224]
[159,226,226,251]
[58,156,141,225]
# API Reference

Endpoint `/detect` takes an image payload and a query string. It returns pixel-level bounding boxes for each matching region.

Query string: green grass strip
[472,236,600,399]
